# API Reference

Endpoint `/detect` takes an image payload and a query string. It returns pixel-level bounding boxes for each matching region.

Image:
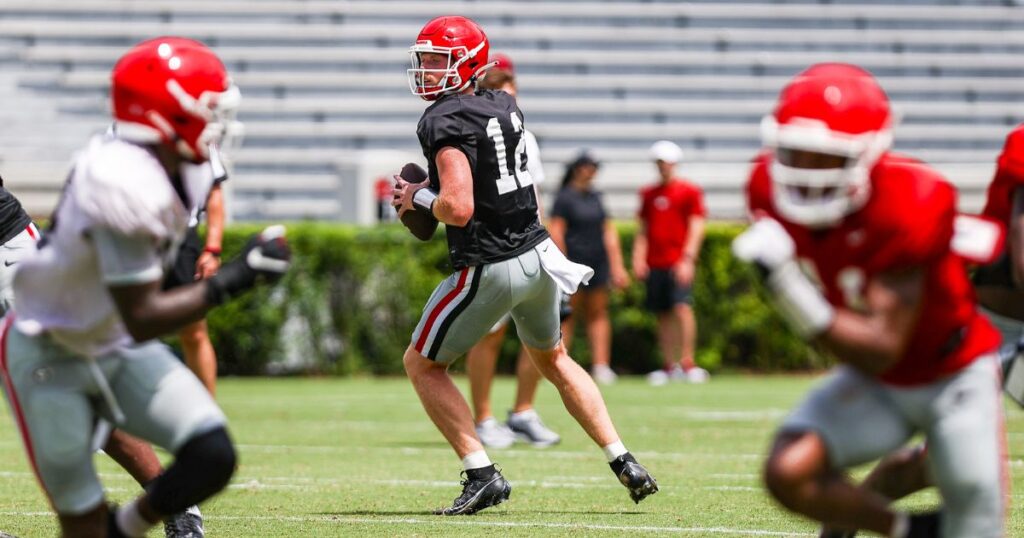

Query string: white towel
[534,238,593,294]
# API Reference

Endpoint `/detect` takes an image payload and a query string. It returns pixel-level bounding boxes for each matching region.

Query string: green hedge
[196,222,825,376]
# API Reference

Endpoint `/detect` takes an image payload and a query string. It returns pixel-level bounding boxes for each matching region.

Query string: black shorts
[162,227,202,290]
[644,268,693,312]
[580,258,610,290]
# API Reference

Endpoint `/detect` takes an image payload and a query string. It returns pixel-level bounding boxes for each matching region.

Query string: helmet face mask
[407,47,466,98]
[763,63,894,228]
[407,16,491,101]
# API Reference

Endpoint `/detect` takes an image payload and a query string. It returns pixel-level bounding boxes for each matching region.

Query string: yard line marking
[2,467,774,493]
[0,511,814,536]
[233,443,763,460]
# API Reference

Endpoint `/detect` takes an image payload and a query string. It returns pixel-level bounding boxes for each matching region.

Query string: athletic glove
[732,218,834,338]
[205,225,291,305]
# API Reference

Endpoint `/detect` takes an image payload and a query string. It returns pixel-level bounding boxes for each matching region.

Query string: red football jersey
[638,178,706,269]
[748,152,999,386]
[982,124,1024,224]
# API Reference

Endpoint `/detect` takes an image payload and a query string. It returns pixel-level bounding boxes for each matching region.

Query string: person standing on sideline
[395,15,657,515]
[633,141,709,385]
[163,150,229,396]
[464,55,562,449]
[549,152,630,384]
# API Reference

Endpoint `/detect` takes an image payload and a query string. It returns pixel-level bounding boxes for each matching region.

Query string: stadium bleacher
[0,0,1019,220]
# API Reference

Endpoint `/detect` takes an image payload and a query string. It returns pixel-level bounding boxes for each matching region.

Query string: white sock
[115,498,154,538]
[461,450,493,471]
[602,440,628,462]
[890,513,909,538]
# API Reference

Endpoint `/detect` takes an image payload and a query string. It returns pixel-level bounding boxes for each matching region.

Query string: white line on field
[0,511,814,536]
[232,443,763,461]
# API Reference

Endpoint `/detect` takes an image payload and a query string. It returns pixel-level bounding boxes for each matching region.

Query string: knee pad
[147,427,236,516]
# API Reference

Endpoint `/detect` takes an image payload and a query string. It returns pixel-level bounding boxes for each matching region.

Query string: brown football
[398,163,438,241]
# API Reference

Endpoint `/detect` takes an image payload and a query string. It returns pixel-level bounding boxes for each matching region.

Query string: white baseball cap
[649,140,684,164]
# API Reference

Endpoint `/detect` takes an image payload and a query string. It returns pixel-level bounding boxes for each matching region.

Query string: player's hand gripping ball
[393,162,439,241]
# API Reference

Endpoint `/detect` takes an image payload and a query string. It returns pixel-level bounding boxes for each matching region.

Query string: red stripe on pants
[415,268,469,354]
[0,315,52,508]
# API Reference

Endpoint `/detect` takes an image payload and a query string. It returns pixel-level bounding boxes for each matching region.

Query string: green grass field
[1,374,1021,537]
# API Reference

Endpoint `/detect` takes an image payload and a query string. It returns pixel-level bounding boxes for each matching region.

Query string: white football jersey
[13,135,216,357]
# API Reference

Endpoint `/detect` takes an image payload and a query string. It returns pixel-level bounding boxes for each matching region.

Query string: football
[397,162,438,241]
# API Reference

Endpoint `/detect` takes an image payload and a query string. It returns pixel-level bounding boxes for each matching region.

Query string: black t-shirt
[551,187,608,267]
[0,177,32,245]
[417,89,549,270]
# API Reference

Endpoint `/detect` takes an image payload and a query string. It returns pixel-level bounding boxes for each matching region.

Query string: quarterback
[393,15,658,515]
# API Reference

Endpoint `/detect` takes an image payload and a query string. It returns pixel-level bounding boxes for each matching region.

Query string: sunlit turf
[1,374,1021,536]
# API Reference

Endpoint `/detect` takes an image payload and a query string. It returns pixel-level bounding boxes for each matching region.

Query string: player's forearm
[204,184,225,251]
[820,312,905,375]
[111,282,214,342]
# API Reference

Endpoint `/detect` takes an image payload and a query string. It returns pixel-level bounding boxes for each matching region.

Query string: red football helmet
[112,37,241,163]
[408,16,492,100]
[761,63,894,227]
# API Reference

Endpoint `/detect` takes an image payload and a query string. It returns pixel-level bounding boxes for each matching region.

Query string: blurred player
[0,173,208,536]
[395,15,657,515]
[0,37,291,537]
[733,63,1006,537]
[975,123,1024,353]
[818,120,1024,538]
[464,54,561,449]
[0,178,40,314]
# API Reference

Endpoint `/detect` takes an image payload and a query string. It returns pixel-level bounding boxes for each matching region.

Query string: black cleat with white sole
[164,505,204,538]
[434,468,512,516]
[610,453,659,504]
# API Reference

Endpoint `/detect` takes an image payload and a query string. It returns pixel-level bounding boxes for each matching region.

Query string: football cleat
[164,505,204,538]
[475,417,516,449]
[610,454,659,504]
[434,470,512,516]
[506,409,561,447]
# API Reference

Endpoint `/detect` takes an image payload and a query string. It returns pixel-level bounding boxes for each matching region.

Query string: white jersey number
[486,114,534,195]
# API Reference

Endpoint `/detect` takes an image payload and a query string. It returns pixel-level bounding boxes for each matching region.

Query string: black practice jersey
[0,176,32,245]
[417,89,549,270]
